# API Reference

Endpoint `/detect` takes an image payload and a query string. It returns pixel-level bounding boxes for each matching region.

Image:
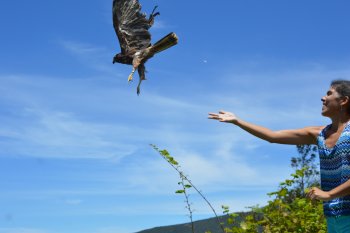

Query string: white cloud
[0,107,136,159]
[173,149,257,186]
[1,61,348,222]
[64,199,83,205]
[57,39,117,75]
[60,40,102,55]
[152,20,167,30]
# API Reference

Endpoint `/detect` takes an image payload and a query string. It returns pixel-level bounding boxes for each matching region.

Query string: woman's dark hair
[331,79,350,113]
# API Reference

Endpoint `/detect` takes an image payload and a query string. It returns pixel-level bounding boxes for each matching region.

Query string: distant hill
[135,212,251,233]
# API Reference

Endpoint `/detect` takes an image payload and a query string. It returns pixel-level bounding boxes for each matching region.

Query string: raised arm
[208,110,322,145]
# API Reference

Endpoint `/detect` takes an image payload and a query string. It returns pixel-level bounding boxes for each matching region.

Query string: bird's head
[113,54,122,64]
[113,53,132,65]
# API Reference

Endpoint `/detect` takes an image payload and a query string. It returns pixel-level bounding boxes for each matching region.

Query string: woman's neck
[330,114,350,131]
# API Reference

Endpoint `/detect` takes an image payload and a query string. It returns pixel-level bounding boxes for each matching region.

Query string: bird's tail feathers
[151,32,178,54]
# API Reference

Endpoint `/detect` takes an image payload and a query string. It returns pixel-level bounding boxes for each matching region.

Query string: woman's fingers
[208,111,234,122]
[208,113,219,119]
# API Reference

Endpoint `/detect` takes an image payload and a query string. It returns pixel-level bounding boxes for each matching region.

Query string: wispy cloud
[1,61,349,219]
[2,62,344,160]
[63,199,83,205]
[152,20,167,30]
[0,107,136,159]
[57,40,117,75]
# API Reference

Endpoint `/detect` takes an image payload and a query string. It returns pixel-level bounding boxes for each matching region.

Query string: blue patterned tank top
[317,123,350,217]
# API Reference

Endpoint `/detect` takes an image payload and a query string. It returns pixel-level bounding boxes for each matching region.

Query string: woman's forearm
[234,118,278,143]
[329,179,350,199]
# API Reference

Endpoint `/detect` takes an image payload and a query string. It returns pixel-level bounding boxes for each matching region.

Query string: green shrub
[225,169,326,233]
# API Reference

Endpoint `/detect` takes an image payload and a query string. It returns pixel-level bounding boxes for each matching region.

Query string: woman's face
[321,87,342,117]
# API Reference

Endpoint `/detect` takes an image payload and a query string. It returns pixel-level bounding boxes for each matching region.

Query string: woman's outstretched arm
[208,110,322,145]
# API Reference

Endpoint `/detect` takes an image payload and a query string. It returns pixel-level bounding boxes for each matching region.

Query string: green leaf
[160,149,170,156]
[296,169,305,177]
[278,188,288,197]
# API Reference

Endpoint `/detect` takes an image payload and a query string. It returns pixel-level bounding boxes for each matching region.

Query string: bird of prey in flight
[112,0,178,95]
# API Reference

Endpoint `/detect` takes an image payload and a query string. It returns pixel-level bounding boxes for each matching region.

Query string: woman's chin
[321,111,329,117]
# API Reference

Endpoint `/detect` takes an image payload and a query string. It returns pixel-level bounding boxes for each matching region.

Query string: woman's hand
[208,110,238,124]
[307,187,332,201]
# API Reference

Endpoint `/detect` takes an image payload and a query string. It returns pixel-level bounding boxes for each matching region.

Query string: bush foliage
[223,168,326,233]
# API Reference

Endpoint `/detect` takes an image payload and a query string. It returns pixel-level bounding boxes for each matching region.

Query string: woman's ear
[341,96,350,108]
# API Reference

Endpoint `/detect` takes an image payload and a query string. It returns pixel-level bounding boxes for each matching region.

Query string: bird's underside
[112,0,178,95]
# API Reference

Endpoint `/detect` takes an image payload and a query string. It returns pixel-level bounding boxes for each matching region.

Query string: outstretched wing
[113,0,151,54]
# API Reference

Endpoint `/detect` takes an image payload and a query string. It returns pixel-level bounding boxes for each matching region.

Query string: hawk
[112,0,178,95]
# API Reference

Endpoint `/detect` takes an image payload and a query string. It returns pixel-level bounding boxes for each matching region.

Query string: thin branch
[151,144,225,233]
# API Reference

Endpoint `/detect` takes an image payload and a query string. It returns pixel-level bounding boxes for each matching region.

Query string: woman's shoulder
[303,126,326,137]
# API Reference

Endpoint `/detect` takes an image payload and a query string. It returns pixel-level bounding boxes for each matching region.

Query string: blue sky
[1,0,350,232]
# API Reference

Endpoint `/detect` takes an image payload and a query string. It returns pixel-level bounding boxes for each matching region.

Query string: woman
[208,80,350,233]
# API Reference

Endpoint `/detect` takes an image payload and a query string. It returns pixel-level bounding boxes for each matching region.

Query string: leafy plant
[225,168,326,233]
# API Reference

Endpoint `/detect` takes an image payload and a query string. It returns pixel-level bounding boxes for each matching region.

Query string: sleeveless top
[317,123,350,217]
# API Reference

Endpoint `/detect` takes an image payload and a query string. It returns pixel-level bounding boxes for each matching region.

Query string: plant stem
[151,145,225,233]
